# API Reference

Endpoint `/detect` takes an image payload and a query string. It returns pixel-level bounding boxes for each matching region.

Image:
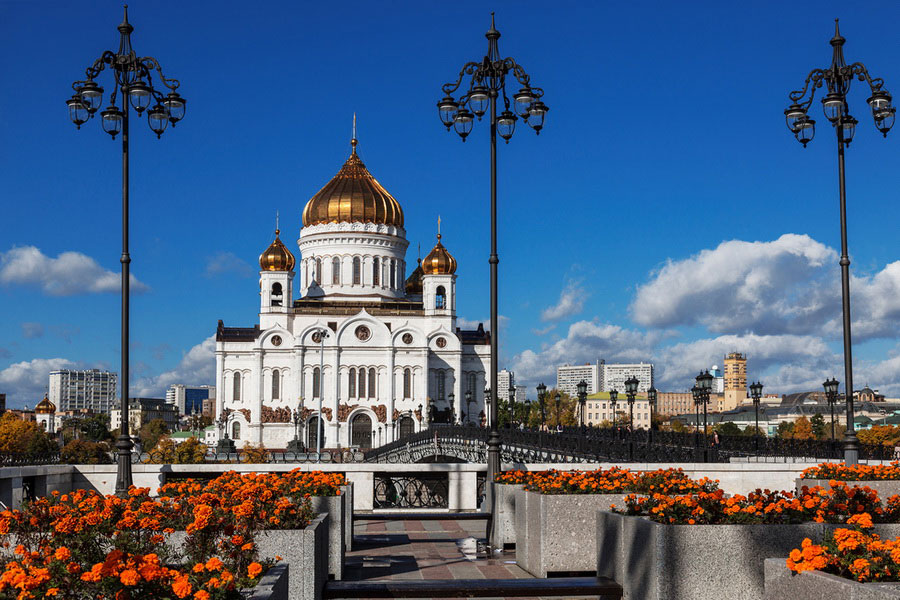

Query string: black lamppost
[465,390,474,425]
[287,406,303,453]
[554,392,561,430]
[483,387,491,428]
[696,371,714,437]
[508,383,516,428]
[749,381,764,455]
[67,7,186,495]
[609,390,619,431]
[647,387,658,441]
[624,376,639,432]
[524,398,532,430]
[216,408,235,454]
[784,21,895,465]
[824,377,840,442]
[437,15,548,548]
[449,392,456,425]
[577,380,588,432]
[691,385,702,450]
[536,383,547,429]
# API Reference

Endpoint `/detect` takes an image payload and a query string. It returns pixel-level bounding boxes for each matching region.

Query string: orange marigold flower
[193,592,210,600]
[172,574,192,598]
[204,557,224,572]
[119,569,140,586]
[247,562,263,578]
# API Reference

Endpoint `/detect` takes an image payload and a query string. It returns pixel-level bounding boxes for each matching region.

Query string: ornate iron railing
[373,473,449,509]
[0,453,61,466]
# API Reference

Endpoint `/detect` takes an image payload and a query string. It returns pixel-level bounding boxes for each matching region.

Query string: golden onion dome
[405,258,424,295]
[301,139,404,228]
[259,229,296,271]
[422,234,457,275]
[35,395,55,414]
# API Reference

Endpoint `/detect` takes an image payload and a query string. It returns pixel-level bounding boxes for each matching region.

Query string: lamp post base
[286,438,304,453]
[217,438,236,454]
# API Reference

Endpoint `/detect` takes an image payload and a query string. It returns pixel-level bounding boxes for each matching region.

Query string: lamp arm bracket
[441,61,482,96]
[789,68,827,106]
[848,62,885,92]
[139,56,181,91]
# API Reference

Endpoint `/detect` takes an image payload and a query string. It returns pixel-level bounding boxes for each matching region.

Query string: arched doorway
[398,415,415,439]
[307,417,324,450]
[351,413,373,449]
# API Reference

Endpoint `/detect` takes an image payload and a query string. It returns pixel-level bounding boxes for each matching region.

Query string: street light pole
[438,14,547,551]
[66,6,186,495]
[577,380,588,432]
[750,381,764,456]
[314,328,328,460]
[784,21,895,465]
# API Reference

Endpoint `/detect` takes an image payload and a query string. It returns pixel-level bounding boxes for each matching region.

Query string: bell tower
[259,228,295,317]
[421,232,457,318]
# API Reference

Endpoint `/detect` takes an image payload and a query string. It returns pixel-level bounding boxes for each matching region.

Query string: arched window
[349,368,357,397]
[232,421,241,440]
[271,282,283,307]
[368,368,376,398]
[398,415,415,438]
[315,258,322,283]
[307,417,322,449]
[272,369,280,400]
[390,259,396,289]
[467,372,476,397]
[332,257,340,285]
[435,286,446,309]
[373,257,380,286]
[351,413,373,449]
[437,371,446,400]
[233,372,241,402]
[313,367,321,399]
[358,368,366,398]
[403,368,411,399]
[353,257,361,285]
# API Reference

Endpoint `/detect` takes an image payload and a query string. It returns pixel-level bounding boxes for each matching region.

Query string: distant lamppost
[216,408,235,454]
[749,381,764,454]
[536,383,547,429]
[695,371,714,437]
[437,16,548,548]
[624,376,639,431]
[67,6,186,495]
[554,392,561,430]
[311,328,329,460]
[449,392,456,425]
[647,387,658,438]
[287,406,303,453]
[483,388,491,427]
[524,398,532,429]
[508,382,516,428]
[609,390,619,431]
[691,386,702,447]
[465,390,474,425]
[823,377,840,442]
[576,380,588,432]
[784,21,895,465]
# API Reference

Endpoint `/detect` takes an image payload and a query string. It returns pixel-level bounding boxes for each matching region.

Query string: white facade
[49,369,117,413]
[557,363,600,396]
[215,138,491,451]
[601,363,654,394]
[497,370,515,400]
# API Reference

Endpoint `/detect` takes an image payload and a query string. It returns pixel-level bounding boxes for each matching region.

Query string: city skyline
[2,0,900,407]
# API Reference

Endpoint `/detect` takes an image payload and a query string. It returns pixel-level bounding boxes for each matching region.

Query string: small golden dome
[405,258,424,294]
[422,234,457,275]
[301,139,404,228]
[259,229,296,271]
[35,395,55,414]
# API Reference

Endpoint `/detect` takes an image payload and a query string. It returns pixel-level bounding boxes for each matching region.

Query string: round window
[271,335,282,347]
[435,336,447,348]
[355,325,371,341]
[402,333,413,345]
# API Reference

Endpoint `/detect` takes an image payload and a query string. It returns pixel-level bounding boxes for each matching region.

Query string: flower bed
[800,462,900,481]
[0,486,290,599]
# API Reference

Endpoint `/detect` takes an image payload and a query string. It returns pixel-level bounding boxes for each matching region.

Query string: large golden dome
[35,395,55,414]
[301,140,404,228]
[422,234,457,275]
[259,229,296,271]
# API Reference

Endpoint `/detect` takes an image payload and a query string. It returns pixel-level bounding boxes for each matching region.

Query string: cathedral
[214,133,491,451]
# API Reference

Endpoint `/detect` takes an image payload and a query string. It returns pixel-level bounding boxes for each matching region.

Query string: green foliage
[715,422,742,436]
[776,420,795,439]
[139,418,170,451]
[810,413,827,440]
[176,437,208,464]
[62,414,112,444]
[0,413,57,456]
[60,439,112,464]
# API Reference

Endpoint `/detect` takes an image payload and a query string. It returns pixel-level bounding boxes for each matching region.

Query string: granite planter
[764,558,900,599]
[515,489,627,577]
[797,478,900,500]
[310,494,346,580]
[340,484,354,551]
[245,563,289,600]
[597,512,824,600]
[495,483,524,549]
[170,513,327,600]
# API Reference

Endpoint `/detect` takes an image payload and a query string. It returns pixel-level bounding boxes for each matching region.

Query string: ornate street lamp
[536,383,547,429]
[508,382,516,428]
[465,390,474,425]
[696,370,714,438]
[310,328,330,460]
[624,376,639,432]
[576,380,588,432]
[67,6,186,495]
[287,406,304,453]
[823,377,840,442]
[216,408,235,454]
[524,397,532,430]
[749,381,764,454]
[483,387,491,427]
[647,387,658,439]
[609,389,619,431]
[438,15,548,548]
[691,385,702,446]
[554,392,562,430]
[449,392,456,425]
[785,21,894,464]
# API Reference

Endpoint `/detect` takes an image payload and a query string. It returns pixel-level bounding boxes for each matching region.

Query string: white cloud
[204,251,254,278]
[0,246,149,296]
[21,322,44,339]
[630,234,900,342]
[0,357,78,408]
[133,336,216,397]
[531,324,556,336]
[541,279,587,322]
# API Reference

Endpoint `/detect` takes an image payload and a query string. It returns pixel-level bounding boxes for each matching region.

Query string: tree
[139,419,170,451]
[715,422,742,437]
[810,413,827,440]
[0,413,57,456]
[60,439,112,464]
[175,437,208,464]
[790,416,814,440]
[775,421,795,439]
[858,425,900,447]
[670,419,691,433]
[240,442,268,463]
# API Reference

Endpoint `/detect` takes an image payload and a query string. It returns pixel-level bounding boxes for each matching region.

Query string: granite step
[323,575,622,598]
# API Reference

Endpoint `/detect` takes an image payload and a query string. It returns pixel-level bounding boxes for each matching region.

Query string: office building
[166,384,216,416]
[498,370,516,399]
[110,397,180,434]
[49,369,117,413]
[583,392,651,429]
[556,363,600,397]
[722,352,748,411]
[601,363,654,394]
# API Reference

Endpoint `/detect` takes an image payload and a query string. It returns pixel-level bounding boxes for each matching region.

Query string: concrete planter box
[597,512,823,600]
[245,563,289,600]
[764,558,900,599]
[797,478,900,500]
[309,494,345,580]
[516,489,627,577]
[340,484,353,551]
[170,513,327,600]
[495,483,524,549]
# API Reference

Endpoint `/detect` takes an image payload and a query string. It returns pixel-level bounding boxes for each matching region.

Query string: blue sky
[1,0,899,408]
